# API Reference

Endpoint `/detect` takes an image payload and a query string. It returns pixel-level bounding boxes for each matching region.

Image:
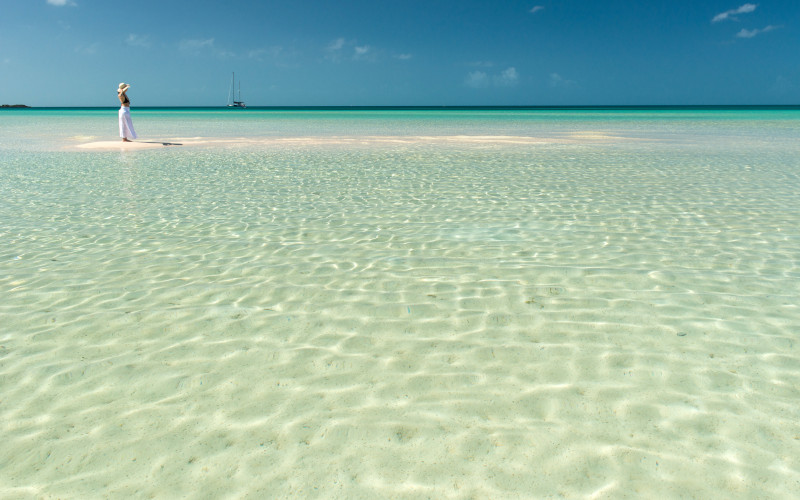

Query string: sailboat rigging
[227,72,246,108]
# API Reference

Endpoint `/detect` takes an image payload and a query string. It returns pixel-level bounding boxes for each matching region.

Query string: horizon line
[4,104,800,110]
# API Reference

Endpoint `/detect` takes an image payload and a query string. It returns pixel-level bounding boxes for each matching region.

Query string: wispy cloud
[326,38,348,62]
[736,24,778,38]
[327,38,346,52]
[180,38,215,52]
[326,38,377,62]
[712,3,757,23]
[47,0,77,6]
[178,38,236,58]
[550,73,577,88]
[466,67,519,89]
[529,6,545,14]
[354,45,371,59]
[466,71,490,89]
[394,53,412,60]
[126,34,151,48]
[248,45,302,67]
[495,67,519,87]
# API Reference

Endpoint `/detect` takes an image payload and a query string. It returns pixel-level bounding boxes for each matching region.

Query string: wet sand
[72,132,639,151]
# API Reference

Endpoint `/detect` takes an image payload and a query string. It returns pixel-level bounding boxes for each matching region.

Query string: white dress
[118,99,137,140]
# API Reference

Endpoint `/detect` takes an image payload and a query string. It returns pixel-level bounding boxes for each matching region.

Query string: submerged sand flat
[72,131,640,151]
[75,140,188,150]
[3,109,800,498]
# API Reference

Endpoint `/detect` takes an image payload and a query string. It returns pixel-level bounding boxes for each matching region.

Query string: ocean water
[1,107,799,498]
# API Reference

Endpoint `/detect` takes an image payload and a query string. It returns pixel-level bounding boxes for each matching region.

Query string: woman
[118,82,138,142]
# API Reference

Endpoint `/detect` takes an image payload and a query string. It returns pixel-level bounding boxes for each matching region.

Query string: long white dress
[118,105,137,139]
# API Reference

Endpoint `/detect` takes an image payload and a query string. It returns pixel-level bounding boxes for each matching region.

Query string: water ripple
[2,136,799,497]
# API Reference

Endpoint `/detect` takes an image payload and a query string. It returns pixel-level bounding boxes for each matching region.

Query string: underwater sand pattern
[2,111,800,498]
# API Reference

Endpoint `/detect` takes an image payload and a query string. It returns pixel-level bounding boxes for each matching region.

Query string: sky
[1,0,798,106]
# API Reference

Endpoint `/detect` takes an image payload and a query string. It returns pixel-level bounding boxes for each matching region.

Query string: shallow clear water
[2,108,799,498]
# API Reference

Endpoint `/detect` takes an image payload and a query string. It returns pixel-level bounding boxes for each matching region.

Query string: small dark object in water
[677,332,687,337]
[141,141,183,147]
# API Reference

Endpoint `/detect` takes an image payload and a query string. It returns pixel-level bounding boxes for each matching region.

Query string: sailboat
[227,72,246,108]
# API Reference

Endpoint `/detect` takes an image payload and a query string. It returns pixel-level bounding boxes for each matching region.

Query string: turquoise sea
[2,107,800,498]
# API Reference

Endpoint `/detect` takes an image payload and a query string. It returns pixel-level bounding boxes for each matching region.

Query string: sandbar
[71,132,641,151]
[75,140,191,150]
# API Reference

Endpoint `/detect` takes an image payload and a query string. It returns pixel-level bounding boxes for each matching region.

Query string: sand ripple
[2,137,800,497]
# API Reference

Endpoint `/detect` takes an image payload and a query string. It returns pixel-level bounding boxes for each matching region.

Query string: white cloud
[325,38,348,62]
[529,6,544,14]
[327,38,346,52]
[467,67,519,89]
[180,38,215,52]
[494,67,519,87]
[466,71,490,89]
[736,28,758,38]
[248,47,282,60]
[353,45,377,61]
[394,53,412,60]
[126,34,151,48]
[712,3,757,23]
[736,24,778,38]
[326,38,376,62]
[47,0,76,6]
[550,73,577,88]
[178,38,237,58]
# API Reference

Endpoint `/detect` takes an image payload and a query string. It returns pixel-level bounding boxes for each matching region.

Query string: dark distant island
[1,104,30,108]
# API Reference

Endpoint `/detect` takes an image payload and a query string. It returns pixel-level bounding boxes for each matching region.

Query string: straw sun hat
[118,83,130,91]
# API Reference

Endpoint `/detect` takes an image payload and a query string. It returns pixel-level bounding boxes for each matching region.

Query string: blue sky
[1,0,798,106]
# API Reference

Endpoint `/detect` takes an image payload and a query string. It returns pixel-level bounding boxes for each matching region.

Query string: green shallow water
[1,108,799,498]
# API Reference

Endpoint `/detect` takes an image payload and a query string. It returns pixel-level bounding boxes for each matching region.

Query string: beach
[1,107,799,498]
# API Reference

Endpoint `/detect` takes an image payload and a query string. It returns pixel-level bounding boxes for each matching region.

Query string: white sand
[74,139,203,150]
[71,132,640,151]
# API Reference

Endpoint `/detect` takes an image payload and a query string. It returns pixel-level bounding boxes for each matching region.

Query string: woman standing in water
[118,83,137,142]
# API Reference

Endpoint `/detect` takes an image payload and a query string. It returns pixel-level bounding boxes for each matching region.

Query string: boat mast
[230,72,235,105]
[227,71,245,107]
